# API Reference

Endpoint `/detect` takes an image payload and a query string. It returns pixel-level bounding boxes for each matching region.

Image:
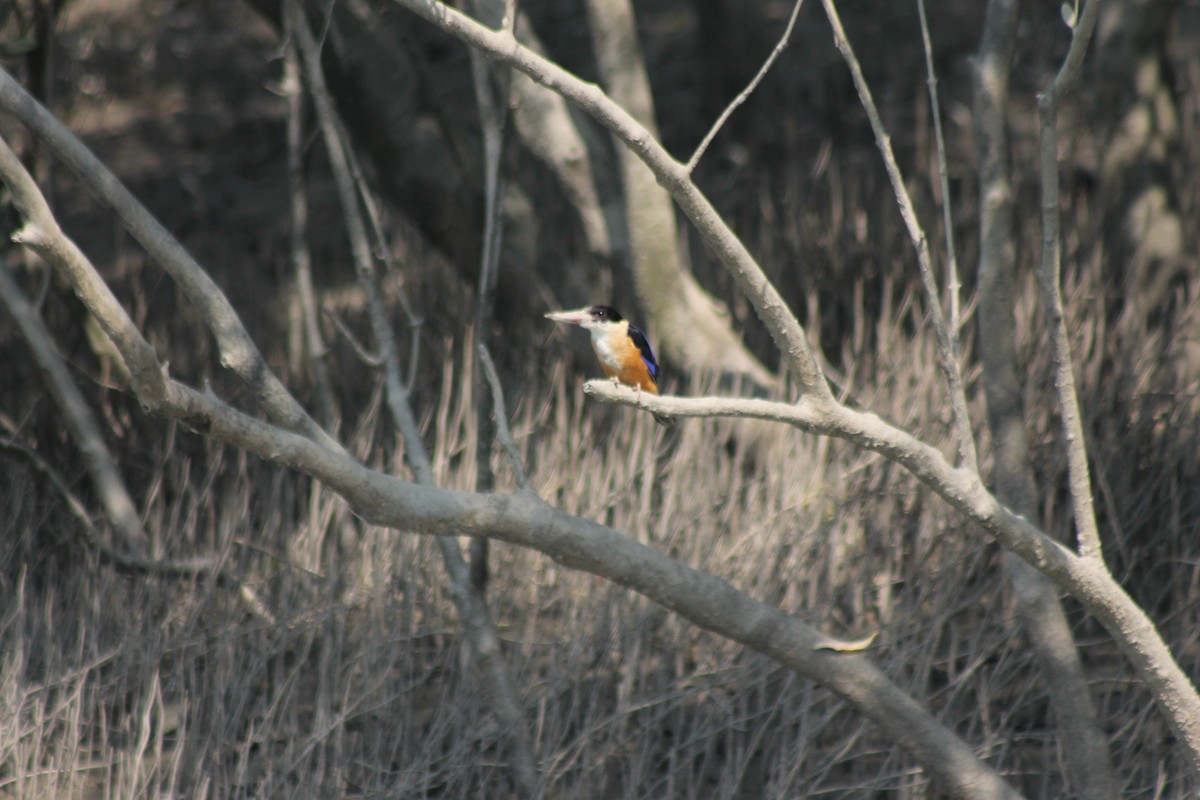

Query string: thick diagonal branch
[0,110,1020,799]
[0,67,342,454]
[286,3,538,793]
[385,0,1200,773]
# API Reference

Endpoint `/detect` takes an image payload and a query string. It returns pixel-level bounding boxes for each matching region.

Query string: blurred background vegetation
[0,0,1197,796]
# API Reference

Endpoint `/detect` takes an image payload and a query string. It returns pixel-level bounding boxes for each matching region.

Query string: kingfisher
[545,305,672,425]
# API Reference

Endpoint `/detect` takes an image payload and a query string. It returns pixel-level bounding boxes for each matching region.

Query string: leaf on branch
[814,632,878,653]
[1061,1,1079,29]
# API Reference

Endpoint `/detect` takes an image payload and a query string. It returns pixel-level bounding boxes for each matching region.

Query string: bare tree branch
[388,0,830,403]
[0,248,272,623]
[0,101,1022,799]
[285,4,539,792]
[686,0,806,174]
[508,17,613,261]
[7,1,1200,789]
[381,0,1200,773]
[477,343,534,495]
[0,259,140,553]
[915,0,963,334]
[584,0,775,388]
[282,14,339,430]
[0,69,341,454]
[1037,0,1105,562]
[974,1,1118,793]
[820,0,977,472]
[586,378,1200,768]
[466,0,515,595]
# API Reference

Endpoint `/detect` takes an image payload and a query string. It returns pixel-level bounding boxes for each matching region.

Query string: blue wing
[626,325,659,383]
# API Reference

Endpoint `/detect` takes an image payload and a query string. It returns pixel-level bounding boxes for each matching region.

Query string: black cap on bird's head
[586,305,622,322]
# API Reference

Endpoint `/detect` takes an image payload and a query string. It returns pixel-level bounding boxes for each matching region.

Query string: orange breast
[601,357,659,394]
[594,327,658,393]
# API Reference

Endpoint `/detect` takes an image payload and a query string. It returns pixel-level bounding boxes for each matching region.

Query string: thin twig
[287,3,539,793]
[0,276,273,623]
[820,0,977,473]
[283,15,339,429]
[321,307,383,367]
[337,132,426,389]
[466,0,515,595]
[478,344,534,494]
[387,1,831,401]
[686,0,805,174]
[1036,0,1104,561]
[974,2,1118,793]
[915,0,962,334]
[368,11,1200,768]
[0,250,144,553]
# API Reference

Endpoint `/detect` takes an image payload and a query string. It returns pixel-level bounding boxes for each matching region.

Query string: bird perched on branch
[545,305,672,425]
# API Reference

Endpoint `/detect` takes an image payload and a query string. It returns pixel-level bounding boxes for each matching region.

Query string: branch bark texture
[382,0,1200,776]
[0,69,342,454]
[0,90,1021,797]
[286,4,538,792]
[387,0,830,402]
[975,1,1118,795]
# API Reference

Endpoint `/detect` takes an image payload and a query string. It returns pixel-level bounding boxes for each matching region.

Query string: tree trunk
[975,2,1118,797]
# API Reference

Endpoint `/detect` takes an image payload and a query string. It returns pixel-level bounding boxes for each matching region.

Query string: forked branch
[381,1,1200,776]
[0,88,1020,798]
[1036,0,1105,562]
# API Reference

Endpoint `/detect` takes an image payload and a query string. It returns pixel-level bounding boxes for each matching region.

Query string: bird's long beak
[545,308,591,326]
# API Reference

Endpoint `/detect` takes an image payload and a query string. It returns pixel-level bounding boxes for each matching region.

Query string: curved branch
[388,0,831,401]
[585,379,1200,769]
[0,111,1019,799]
[386,0,1200,776]
[0,67,343,454]
[149,379,1024,800]
[686,0,806,173]
[286,4,539,793]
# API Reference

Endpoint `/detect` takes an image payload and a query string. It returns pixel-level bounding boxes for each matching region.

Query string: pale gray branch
[388,0,1200,775]
[388,0,829,401]
[0,90,1024,798]
[0,67,342,454]
[974,0,1118,793]
[820,0,977,473]
[916,0,963,334]
[477,344,534,494]
[586,379,1200,771]
[0,265,143,553]
[0,255,271,623]
[136,377,1027,800]
[466,0,514,598]
[283,19,339,429]
[286,4,539,792]
[1037,0,1105,563]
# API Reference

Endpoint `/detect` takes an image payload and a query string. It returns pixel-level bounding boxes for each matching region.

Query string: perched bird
[545,305,672,425]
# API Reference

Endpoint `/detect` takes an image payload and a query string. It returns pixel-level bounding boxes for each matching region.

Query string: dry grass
[3,263,1198,798]
[1,1,1199,797]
